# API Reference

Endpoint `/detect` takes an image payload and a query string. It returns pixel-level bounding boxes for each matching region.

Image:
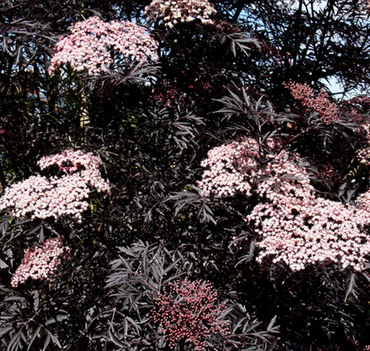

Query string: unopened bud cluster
[11,237,70,287]
[284,81,339,124]
[145,0,217,29]
[49,16,159,76]
[151,279,230,350]
[0,150,110,221]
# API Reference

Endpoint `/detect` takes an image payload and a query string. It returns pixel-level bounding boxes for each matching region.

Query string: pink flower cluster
[197,137,260,197]
[199,137,370,271]
[284,81,339,124]
[11,237,70,287]
[0,150,110,221]
[357,146,370,165]
[256,150,314,203]
[251,151,370,271]
[145,0,217,29]
[49,16,159,76]
[151,279,229,350]
[356,120,370,165]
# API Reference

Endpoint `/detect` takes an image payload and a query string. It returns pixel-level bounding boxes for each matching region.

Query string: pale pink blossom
[357,146,370,164]
[11,237,70,287]
[49,16,159,76]
[249,151,370,272]
[0,150,110,221]
[200,137,370,272]
[145,0,217,28]
[197,137,260,197]
[250,194,370,272]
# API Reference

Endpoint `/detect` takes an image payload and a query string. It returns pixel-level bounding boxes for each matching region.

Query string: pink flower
[197,137,260,197]
[145,0,217,28]
[11,237,70,287]
[0,150,110,221]
[49,16,159,76]
[248,151,370,271]
[200,136,370,272]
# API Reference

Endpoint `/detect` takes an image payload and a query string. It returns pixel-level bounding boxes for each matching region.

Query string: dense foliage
[1,0,370,350]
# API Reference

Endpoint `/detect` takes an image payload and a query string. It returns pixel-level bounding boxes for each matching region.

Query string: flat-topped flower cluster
[199,137,370,272]
[249,151,370,272]
[0,149,110,221]
[145,0,217,29]
[49,16,159,76]
[11,237,70,287]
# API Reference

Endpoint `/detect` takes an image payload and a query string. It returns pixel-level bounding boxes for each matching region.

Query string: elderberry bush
[1,1,370,350]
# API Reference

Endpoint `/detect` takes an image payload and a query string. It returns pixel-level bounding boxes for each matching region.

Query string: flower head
[11,237,70,287]
[200,136,370,272]
[49,16,159,76]
[145,0,217,28]
[248,151,370,272]
[197,137,260,197]
[0,150,110,221]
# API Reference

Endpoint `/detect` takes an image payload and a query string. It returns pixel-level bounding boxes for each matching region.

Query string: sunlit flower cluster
[0,150,110,221]
[145,0,217,29]
[285,81,339,124]
[200,136,370,272]
[197,137,260,197]
[11,237,70,287]
[250,195,370,272]
[256,150,314,203]
[356,119,370,165]
[151,279,229,350]
[249,152,370,272]
[49,16,159,76]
